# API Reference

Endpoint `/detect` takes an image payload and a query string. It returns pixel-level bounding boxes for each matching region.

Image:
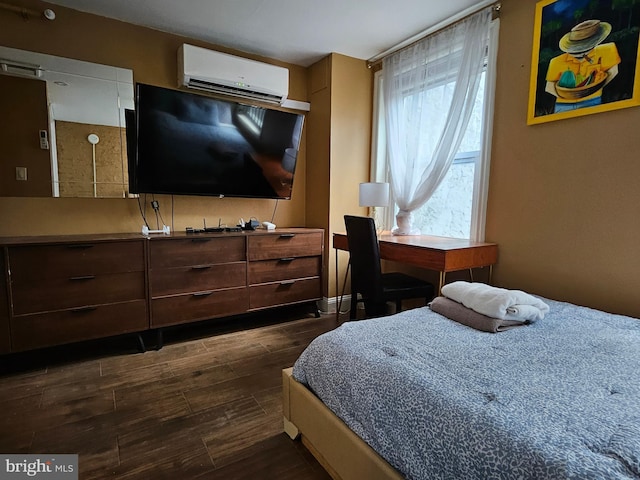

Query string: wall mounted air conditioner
[178,44,288,105]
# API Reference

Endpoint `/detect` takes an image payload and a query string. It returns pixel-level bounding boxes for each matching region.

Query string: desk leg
[438,271,446,297]
[335,248,339,322]
[489,264,493,285]
[334,246,354,322]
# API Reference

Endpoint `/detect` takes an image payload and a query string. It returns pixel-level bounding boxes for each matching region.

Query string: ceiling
[45,0,489,67]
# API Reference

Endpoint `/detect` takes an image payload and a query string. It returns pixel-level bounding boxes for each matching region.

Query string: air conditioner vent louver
[0,59,43,78]
[187,78,283,104]
[178,44,288,105]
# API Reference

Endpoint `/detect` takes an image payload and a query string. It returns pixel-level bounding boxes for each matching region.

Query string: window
[371,20,498,241]
[411,72,485,239]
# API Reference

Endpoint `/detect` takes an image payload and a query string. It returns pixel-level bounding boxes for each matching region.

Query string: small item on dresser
[429,296,529,333]
[262,221,276,230]
[202,218,224,233]
[142,225,170,236]
[241,218,260,231]
[249,219,261,230]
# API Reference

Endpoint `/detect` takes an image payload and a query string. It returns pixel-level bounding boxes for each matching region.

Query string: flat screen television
[129,83,304,199]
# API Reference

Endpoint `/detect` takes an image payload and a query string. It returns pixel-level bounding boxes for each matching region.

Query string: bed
[283,295,640,480]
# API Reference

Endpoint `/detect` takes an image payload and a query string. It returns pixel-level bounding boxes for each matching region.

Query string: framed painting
[527,0,640,125]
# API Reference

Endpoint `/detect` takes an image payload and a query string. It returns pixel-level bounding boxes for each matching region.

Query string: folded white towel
[440,281,550,321]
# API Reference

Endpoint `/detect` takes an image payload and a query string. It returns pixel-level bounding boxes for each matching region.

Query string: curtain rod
[367,0,501,66]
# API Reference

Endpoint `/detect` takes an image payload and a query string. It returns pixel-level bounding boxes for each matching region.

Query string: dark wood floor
[0,307,340,479]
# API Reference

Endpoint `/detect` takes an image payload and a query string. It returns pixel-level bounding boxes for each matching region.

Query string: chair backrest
[344,215,383,301]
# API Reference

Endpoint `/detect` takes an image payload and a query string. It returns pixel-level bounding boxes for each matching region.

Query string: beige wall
[0,0,308,236]
[328,55,373,299]
[488,0,640,317]
[305,57,333,298]
[304,54,373,300]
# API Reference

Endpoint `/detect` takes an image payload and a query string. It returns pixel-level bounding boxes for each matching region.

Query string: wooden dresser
[4,236,147,352]
[149,235,248,328]
[0,228,324,354]
[248,232,323,310]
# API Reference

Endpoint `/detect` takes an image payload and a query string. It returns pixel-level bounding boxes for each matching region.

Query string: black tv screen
[131,83,304,199]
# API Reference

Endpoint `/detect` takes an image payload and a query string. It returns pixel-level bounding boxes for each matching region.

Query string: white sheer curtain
[382,7,492,235]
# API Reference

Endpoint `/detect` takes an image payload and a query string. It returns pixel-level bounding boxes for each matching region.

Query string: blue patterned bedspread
[292,298,640,479]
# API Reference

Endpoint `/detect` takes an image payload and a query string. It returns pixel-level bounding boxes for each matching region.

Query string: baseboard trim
[319,296,353,315]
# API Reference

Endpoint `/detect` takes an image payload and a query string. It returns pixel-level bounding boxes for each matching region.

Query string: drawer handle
[70,306,97,313]
[280,280,296,286]
[191,238,212,243]
[66,244,94,249]
[69,275,96,281]
[192,291,214,297]
[279,257,295,262]
[279,233,295,238]
[191,264,213,270]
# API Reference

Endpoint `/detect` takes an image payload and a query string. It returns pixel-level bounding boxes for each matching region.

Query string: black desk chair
[344,215,435,319]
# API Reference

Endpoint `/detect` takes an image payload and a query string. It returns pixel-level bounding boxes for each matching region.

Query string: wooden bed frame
[282,367,403,480]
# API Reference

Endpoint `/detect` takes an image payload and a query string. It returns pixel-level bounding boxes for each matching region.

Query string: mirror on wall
[0,46,134,198]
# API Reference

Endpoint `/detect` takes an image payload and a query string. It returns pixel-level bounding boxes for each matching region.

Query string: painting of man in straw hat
[527,0,640,124]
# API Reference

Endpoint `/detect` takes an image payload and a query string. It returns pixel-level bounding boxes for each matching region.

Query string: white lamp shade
[359,182,390,207]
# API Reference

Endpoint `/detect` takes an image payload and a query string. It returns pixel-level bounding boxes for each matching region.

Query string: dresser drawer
[249,277,321,310]
[248,233,323,261]
[8,241,144,281]
[151,287,248,327]
[151,262,246,297]
[10,300,148,352]
[150,237,246,269]
[248,256,321,285]
[12,271,146,315]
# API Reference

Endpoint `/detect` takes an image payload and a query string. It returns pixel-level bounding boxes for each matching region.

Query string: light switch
[16,166,27,181]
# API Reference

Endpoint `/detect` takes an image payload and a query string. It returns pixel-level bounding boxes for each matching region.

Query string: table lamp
[359,182,390,234]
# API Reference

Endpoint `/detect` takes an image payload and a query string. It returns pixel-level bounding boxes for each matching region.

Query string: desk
[333,233,498,312]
